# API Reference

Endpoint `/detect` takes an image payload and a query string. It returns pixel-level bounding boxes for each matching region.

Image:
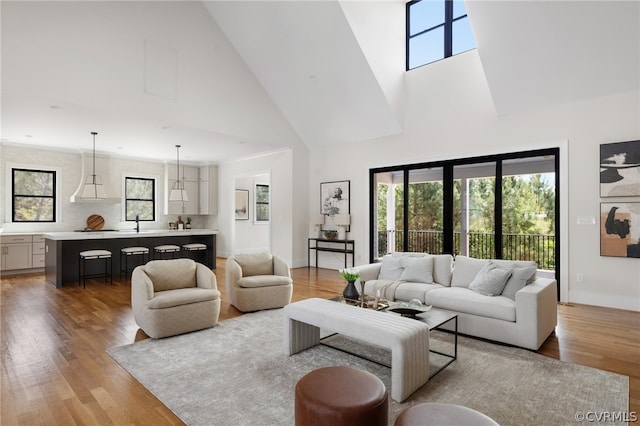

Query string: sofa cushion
[235,253,274,276]
[399,256,434,283]
[425,287,516,322]
[237,275,293,288]
[451,256,537,288]
[379,256,404,280]
[394,282,444,304]
[468,262,512,296]
[145,259,197,292]
[501,266,537,300]
[431,254,454,286]
[451,256,490,288]
[148,287,220,309]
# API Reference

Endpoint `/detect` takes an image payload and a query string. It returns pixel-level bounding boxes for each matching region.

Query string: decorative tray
[388,303,432,318]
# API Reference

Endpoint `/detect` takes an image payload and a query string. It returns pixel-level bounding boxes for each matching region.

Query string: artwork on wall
[600,202,640,258]
[320,180,350,231]
[235,189,249,220]
[600,140,640,197]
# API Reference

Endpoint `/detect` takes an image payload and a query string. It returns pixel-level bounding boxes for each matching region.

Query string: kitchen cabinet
[1,235,33,271]
[198,165,218,215]
[165,164,199,215]
[32,235,45,268]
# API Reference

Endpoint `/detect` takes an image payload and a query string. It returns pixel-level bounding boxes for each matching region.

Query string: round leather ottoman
[295,366,388,426]
[394,402,499,426]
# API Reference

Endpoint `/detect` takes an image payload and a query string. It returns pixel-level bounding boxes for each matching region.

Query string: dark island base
[45,234,216,288]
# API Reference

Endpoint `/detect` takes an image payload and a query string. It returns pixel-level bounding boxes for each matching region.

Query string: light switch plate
[576,216,596,225]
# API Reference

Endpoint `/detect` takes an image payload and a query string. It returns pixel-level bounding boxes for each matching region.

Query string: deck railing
[377,230,555,270]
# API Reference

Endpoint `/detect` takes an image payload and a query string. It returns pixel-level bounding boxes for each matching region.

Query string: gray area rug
[107,309,628,426]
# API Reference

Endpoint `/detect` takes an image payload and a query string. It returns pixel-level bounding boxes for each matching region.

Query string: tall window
[407,0,476,70]
[12,168,56,222]
[370,149,560,291]
[125,177,155,221]
[255,184,270,222]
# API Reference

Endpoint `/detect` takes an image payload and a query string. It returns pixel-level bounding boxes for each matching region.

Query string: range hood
[70,153,121,203]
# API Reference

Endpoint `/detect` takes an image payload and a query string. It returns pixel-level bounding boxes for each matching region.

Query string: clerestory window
[406,0,476,70]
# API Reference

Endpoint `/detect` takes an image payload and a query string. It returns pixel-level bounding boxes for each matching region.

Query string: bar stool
[120,246,150,279]
[154,244,180,260]
[78,249,112,288]
[182,243,207,264]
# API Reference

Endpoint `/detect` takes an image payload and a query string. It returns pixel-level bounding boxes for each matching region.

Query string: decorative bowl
[324,230,338,240]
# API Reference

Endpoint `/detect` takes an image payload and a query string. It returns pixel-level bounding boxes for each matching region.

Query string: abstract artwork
[600,140,640,197]
[600,203,640,258]
[235,189,249,220]
[320,180,350,231]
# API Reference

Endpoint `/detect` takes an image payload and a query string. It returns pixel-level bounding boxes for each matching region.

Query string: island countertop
[43,229,217,241]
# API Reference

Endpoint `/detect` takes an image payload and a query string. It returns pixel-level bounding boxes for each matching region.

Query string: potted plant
[185,217,192,229]
[339,268,360,301]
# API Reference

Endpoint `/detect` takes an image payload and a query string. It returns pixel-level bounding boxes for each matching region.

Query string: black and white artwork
[600,203,640,258]
[320,180,350,231]
[600,140,640,197]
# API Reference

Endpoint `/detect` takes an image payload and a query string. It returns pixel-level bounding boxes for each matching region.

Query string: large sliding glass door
[370,148,560,288]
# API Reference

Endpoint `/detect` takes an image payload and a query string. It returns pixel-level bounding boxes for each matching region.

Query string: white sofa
[354,253,557,350]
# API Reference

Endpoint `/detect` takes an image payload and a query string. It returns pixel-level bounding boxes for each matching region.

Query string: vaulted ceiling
[1,1,638,164]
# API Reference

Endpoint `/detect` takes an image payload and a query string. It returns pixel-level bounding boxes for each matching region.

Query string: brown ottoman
[395,402,499,426]
[295,366,388,426]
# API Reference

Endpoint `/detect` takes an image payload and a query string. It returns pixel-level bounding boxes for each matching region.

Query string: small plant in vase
[186,217,192,229]
[339,268,360,301]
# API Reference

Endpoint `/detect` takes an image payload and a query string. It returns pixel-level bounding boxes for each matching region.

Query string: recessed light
[25,134,33,138]
[161,126,171,130]
[49,105,63,109]
[309,75,318,82]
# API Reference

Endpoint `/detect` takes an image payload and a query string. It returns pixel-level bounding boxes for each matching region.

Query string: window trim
[7,164,60,223]
[122,175,157,222]
[406,0,473,70]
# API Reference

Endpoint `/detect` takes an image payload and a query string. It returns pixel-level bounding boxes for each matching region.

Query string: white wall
[307,50,640,312]
[0,144,212,232]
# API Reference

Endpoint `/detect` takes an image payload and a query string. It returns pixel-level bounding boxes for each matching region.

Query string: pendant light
[168,144,189,202]
[80,132,107,199]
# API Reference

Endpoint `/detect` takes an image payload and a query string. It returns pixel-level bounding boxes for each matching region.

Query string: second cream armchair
[225,252,293,312]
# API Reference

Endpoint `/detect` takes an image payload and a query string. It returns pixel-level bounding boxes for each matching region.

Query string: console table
[308,238,354,268]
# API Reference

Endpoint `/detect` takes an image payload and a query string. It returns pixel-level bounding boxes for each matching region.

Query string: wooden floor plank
[1,262,638,424]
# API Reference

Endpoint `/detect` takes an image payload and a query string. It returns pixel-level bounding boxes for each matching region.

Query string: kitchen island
[44,229,217,288]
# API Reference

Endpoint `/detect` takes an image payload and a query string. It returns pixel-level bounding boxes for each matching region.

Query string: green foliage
[12,169,55,222]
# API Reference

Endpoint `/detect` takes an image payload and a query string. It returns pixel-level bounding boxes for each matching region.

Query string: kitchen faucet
[135,215,140,233]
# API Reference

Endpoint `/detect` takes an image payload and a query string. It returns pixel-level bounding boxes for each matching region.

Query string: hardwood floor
[1,261,638,425]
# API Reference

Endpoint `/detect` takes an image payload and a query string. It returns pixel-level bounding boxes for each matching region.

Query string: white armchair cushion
[148,287,220,309]
[234,252,274,276]
[238,275,293,288]
[144,258,197,291]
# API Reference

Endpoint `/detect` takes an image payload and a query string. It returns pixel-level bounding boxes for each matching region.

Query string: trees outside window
[125,177,155,221]
[255,184,270,222]
[12,168,56,222]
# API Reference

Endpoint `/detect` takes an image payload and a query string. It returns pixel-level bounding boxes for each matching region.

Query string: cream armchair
[225,252,293,312]
[131,258,221,338]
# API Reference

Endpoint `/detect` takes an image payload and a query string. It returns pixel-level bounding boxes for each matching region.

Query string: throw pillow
[468,262,512,296]
[451,255,488,288]
[501,266,537,300]
[399,256,434,283]
[378,256,404,280]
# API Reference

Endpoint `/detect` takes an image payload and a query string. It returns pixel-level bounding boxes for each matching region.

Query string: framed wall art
[600,202,640,258]
[235,189,249,220]
[320,180,350,231]
[600,140,640,197]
